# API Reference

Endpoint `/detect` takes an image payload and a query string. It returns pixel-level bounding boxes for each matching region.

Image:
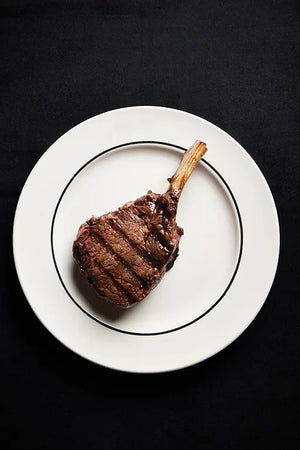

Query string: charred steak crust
[73,190,182,308]
[73,140,207,308]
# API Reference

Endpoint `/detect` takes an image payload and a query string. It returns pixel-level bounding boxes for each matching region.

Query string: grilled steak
[73,140,207,308]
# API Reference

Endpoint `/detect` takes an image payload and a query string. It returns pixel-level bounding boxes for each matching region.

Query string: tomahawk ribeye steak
[73,140,207,307]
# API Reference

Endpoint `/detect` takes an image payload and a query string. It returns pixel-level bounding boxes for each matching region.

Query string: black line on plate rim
[50,141,243,336]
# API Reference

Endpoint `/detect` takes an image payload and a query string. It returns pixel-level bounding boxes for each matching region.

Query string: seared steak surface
[73,140,207,308]
[73,190,183,307]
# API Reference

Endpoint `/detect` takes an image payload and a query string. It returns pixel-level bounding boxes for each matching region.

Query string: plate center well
[52,142,241,334]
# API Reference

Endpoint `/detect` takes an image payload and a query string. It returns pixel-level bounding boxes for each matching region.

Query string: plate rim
[13,105,280,373]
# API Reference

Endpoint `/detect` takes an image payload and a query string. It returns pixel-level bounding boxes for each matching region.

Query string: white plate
[13,106,279,373]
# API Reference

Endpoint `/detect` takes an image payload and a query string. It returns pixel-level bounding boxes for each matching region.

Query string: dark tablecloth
[1,1,299,448]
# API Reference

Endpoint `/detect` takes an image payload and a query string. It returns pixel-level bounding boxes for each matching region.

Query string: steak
[73,140,207,308]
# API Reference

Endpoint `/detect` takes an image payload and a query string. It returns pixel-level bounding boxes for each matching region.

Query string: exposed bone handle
[168,140,207,195]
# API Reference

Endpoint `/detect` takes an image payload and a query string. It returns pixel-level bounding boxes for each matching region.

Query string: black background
[1,1,299,448]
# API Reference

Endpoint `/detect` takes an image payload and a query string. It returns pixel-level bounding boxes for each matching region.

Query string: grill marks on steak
[73,191,182,307]
[73,140,207,308]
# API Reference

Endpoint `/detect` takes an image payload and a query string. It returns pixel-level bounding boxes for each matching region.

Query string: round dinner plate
[13,106,279,373]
